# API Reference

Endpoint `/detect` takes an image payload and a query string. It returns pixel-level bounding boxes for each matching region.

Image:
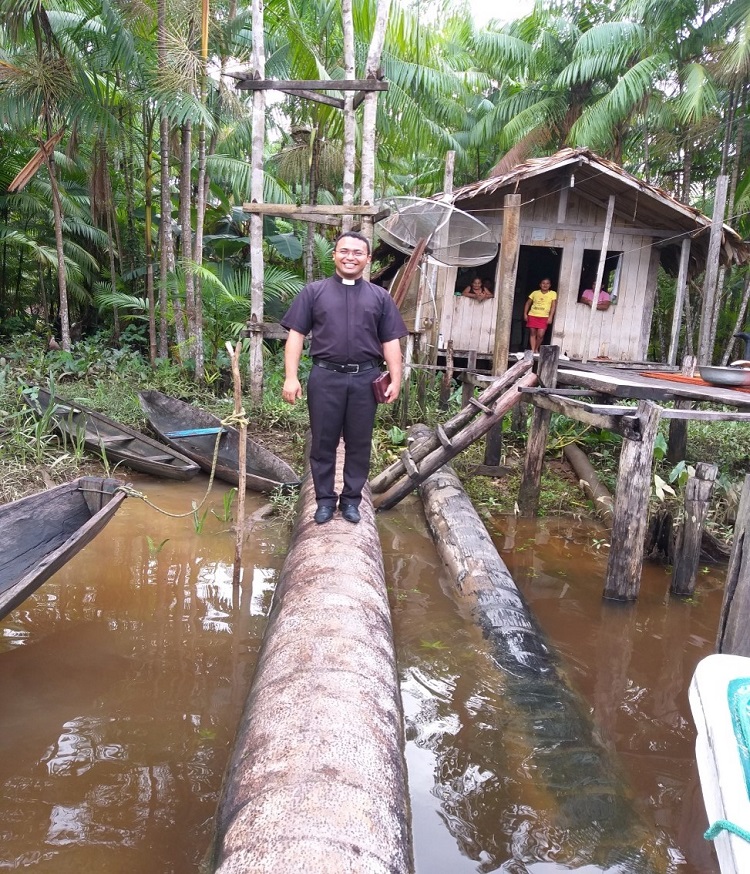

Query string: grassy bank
[1,332,748,550]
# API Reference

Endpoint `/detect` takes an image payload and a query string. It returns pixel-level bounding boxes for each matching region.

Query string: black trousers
[307,364,379,507]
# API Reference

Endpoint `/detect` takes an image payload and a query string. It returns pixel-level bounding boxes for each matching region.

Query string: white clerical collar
[341,278,355,285]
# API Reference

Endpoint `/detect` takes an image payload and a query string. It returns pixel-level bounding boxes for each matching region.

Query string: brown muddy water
[0,479,725,873]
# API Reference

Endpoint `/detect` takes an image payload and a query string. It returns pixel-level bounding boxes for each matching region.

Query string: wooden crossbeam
[241,203,383,216]
[525,390,750,423]
[527,392,639,439]
[293,213,344,226]
[233,78,389,92]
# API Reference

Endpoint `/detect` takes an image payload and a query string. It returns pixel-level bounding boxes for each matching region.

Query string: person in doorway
[281,231,408,525]
[461,277,494,301]
[524,277,557,353]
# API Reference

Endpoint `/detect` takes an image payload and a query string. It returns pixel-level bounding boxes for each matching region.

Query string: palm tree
[0,2,80,348]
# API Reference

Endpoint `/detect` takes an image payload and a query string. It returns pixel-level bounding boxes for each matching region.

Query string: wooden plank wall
[437,186,661,363]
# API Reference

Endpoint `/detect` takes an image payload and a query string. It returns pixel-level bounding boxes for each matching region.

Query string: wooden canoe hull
[23,388,201,481]
[689,653,750,874]
[138,390,300,492]
[0,477,126,620]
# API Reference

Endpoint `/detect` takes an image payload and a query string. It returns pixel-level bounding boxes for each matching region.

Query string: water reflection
[0,476,284,874]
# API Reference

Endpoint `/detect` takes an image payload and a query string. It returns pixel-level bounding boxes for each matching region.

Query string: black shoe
[339,502,361,524]
[314,504,335,524]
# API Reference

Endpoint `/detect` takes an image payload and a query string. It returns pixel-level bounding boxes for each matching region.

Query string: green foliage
[212,488,237,523]
[146,536,170,558]
[387,425,407,446]
[191,502,210,534]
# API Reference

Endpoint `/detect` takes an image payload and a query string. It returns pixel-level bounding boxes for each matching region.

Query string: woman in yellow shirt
[523,277,557,353]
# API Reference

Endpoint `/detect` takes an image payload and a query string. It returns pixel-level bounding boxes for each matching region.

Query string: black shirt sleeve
[280,285,313,335]
[378,291,408,343]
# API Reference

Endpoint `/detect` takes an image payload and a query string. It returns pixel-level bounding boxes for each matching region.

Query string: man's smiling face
[333,236,371,280]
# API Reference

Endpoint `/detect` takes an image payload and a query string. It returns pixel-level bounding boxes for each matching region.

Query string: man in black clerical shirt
[281,232,407,524]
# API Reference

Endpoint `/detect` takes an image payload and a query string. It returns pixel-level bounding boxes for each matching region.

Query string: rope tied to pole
[115,411,239,518]
[221,408,249,430]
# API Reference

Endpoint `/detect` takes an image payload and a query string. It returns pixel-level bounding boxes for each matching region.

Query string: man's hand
[282,378,303,404]
[384,380,400,404]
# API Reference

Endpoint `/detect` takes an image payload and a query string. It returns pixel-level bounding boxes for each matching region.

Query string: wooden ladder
[370,354,536,511]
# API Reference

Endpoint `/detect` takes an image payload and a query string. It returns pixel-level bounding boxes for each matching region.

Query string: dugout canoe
[0,477,126,620]
[23,388,201,481]
[689,653,750,874]
[138,390,300,492]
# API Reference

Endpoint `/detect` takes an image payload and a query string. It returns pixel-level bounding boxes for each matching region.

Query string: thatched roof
[448,148,749,271]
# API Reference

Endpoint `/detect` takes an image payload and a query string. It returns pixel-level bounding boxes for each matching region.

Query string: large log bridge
[211,458,411,873]
[415,437,665,871]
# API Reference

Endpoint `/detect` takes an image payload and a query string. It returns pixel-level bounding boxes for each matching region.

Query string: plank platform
[557,362,750,409]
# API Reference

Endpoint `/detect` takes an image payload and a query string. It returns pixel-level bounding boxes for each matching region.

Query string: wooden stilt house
[399,148,748,369]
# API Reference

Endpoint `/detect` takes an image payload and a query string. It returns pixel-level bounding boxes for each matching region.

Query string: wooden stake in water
[226,340,247,587]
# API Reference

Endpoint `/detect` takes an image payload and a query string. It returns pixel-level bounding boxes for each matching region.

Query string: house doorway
[510,246,562,352]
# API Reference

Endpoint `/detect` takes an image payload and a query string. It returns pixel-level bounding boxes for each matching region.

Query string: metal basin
[698,365,750,387]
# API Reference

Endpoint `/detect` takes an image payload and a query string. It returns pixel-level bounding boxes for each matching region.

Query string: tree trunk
[303,127,319,284]
[194,114,207,383]
[143,108,157,366]
[105,197,120,343]
[727,84,746,226]
[720,87,736,177]
[211,447,410,873]
[359,0,391,268]
[122,109,138,288]
[100,141,121,342]
[45,152,71,351]
[341,0,356,234]
[180,121,195,364]
[157,0,171,359]
[682,143,692,203]
[158,114,170,359]
[721,272,750,365]
[1,206,8,310]
[248,0,266,403]
[697,175,728,365]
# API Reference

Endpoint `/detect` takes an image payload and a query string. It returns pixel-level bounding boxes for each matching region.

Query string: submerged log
[416,431,667,872]
[211,450,411,874]
[563,442,614,526]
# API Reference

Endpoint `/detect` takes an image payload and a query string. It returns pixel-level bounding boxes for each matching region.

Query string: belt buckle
[346,363,359,374]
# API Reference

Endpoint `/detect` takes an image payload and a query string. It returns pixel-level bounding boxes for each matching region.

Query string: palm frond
[94,288,150,317]
[569,53,669,147]
[674,62,719,125]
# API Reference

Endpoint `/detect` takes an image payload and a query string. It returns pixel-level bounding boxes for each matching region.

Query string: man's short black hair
[333,231,371,255]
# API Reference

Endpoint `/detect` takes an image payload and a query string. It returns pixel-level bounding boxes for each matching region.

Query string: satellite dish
[375,196,497,267]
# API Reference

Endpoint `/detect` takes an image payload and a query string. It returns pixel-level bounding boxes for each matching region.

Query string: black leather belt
[312,357,379,374]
